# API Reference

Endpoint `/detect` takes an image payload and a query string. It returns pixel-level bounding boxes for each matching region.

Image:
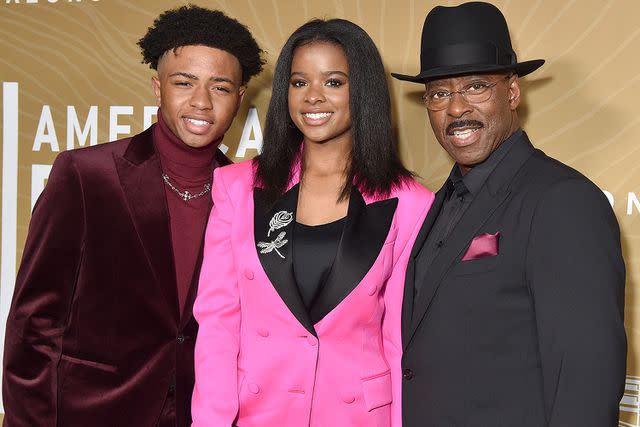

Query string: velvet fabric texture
[2,127,229,427]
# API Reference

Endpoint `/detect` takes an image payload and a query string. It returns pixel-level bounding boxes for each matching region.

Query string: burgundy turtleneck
[153,111,218,314]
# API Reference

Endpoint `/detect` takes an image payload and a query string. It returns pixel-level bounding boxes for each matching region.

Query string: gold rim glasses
[422,74,513,111]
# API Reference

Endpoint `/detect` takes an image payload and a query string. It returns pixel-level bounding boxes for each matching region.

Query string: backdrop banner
[1,0,639,424]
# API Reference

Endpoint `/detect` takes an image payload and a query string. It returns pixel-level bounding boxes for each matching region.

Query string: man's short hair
[138,5,265,85]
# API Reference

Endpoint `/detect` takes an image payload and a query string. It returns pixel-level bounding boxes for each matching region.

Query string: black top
[293,217,346,309]
[413,128,522,297]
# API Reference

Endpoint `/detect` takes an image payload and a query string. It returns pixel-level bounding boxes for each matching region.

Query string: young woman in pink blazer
[192,19,434,427]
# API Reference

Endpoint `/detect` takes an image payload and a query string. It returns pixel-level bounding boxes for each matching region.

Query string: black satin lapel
[310,190,398,324]
[406,186,511,346]
[402,186,447,346]
[115,148,178,321]
[254,185,316,336]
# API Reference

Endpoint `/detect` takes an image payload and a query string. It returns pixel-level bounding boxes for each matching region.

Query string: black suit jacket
[3,127,229,427]
[402,132,626,426]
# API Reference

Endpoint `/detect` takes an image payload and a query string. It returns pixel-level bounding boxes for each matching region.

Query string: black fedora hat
[391,1,544,83]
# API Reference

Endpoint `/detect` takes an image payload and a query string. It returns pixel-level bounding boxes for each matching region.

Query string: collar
[153,109,219,181]
[449,128,523,197]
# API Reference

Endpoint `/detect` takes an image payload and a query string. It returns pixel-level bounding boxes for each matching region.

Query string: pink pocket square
[461,232,500,261]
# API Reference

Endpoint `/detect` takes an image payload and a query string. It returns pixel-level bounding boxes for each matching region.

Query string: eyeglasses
[422,74,513,111]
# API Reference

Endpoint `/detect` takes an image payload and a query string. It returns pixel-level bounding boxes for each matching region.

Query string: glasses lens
[424,78,506,111]
[423,92,448,111]
[464,83,492,104]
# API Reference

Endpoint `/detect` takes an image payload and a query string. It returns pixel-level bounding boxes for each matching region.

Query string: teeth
[187,118,210,126]
[452,128,478,139]
[304,112,332,120]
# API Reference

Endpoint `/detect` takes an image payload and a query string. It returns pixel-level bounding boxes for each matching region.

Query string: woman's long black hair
[254,18,412,204]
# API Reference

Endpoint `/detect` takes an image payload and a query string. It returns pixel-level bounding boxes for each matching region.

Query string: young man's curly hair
[138,5,265,85]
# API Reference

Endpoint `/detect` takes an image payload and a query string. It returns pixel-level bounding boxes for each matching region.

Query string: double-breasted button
[342,394,355,404]
[257,328,269,338]
[244,268,255,280]
[176,334,185,344]
[248,383,260,394]
[403,368,414,380]
[306,336,317,346]
[368,285,377,296]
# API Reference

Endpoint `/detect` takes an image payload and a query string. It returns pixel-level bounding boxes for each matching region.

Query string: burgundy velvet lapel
[309,189,397,324]
[114,127,178,321]
[179,219,205,327]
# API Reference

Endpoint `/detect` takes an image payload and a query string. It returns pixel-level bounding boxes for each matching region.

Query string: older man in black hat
[392,2,626,426]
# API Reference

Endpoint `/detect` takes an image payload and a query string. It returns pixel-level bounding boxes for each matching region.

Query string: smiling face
[152,45,245,148]
[426,73,520,174]
[287,41,352,147]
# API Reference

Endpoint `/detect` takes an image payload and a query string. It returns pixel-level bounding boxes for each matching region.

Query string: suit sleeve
[382,188,434,427]
[2,152,85,427]
[191,167,241,426]
[526,178,626,426]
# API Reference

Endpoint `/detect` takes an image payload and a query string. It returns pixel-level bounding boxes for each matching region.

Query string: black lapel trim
[405,134,536,349]
[115,128,178,321]
[401,185,447,348]
[254,185,316,336]
[310,189,398,324]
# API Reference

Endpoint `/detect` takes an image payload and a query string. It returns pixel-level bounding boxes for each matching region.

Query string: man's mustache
[446,120,484,134]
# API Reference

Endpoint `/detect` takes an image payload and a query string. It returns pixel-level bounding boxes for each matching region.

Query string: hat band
[421,42,516,70]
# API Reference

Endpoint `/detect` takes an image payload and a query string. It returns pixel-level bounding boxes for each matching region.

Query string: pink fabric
[191,160,434,427]
[461,232,500,261]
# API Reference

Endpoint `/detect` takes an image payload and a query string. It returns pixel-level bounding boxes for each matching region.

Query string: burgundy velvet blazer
[2,127,229,427]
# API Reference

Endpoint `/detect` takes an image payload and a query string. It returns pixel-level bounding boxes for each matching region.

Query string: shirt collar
[447,128,523,197]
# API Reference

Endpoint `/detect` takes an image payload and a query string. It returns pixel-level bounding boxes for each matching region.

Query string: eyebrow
[169,72,235,84]
[290,70,349,78]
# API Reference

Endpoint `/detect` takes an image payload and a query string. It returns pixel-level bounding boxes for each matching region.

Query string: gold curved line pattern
[2,8,149,105]
[247,0,275,54]
[532,26,640,119]
[378,0,386,53]
[111,0,157,19]
[514,0,543,42]
[520,0,577,57]
[355,0,363,23]
[271,0,286,41]
[0,27,95,106]
[537,69,640,149]
[334,0,345,18]
[541,0,614,67]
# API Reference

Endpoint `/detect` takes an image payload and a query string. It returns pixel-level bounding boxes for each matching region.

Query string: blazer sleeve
[2,151,85,427]
[526,178,626,426]
[191,167,241,426]
[382,188,434,427]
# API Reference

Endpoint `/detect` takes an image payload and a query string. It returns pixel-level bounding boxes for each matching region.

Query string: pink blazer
[192,160,434,427]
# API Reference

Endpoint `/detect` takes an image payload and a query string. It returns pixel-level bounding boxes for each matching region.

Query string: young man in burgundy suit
[2,6,263,426]
[392,2,626,426]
